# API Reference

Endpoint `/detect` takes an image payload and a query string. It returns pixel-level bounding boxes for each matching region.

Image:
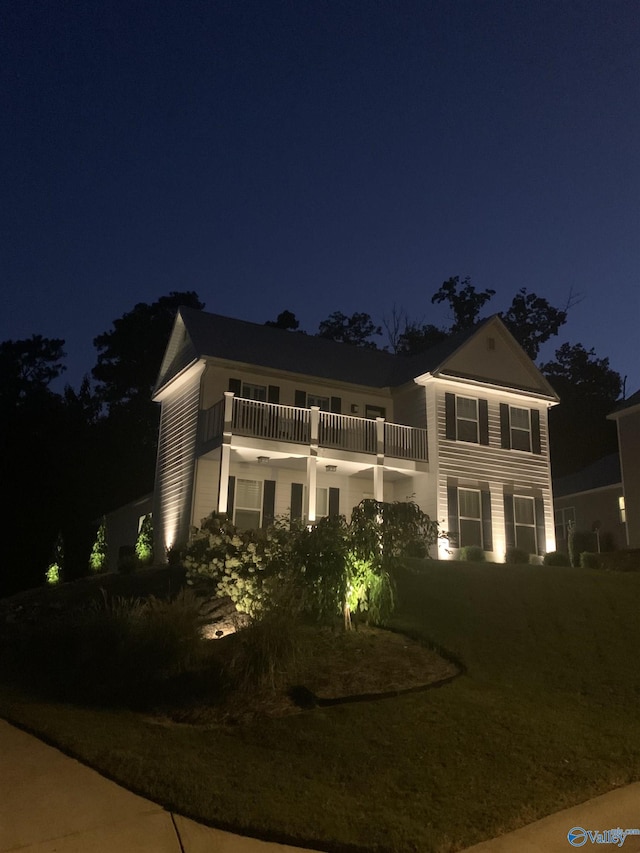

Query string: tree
[396,322,449,356]
[541,343,622,476]
[89,516,108,573]
[502,288,568,360]
[265,310,300,331]
[317,311,382,348]
[431,276,496,331]
[92,291,204,409]
[0,335,66,410]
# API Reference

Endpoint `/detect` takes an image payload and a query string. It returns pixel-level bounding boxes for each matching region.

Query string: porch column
[306,455,317,522]
[217,392,235,514]
[374,417,385,501]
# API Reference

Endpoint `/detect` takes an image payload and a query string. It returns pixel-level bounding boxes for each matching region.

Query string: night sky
[2,1,638,394]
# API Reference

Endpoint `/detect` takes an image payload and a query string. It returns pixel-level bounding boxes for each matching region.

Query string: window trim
[234,478,263,529]
[514,495,537,554]
[510,406,532,452]
[458,487,483,548]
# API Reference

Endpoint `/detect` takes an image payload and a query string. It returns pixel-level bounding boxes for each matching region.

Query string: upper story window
[500,404,542,454]
[510,407,531,451]
[554,506,575,544]
[242,383,267,402]
[445,393,489,445]
[365,404,387,419]
[307,394,330,411]
[619,495,626,524]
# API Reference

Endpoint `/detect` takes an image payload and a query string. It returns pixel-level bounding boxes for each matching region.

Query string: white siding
[154,374,201,552]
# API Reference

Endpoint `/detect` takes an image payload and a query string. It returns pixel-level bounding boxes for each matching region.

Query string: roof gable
[421,315,559,398]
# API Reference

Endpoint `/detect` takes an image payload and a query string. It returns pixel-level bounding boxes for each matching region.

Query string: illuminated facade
[152,308,559,561]
[608,390,640,548]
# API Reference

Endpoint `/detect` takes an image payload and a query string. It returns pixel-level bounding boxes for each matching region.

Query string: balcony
[200,396,428,461]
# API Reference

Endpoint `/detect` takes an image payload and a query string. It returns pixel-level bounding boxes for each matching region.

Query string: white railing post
[217,392,235,514]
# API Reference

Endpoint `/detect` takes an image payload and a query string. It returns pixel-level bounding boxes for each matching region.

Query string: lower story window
[514,496,537,554]
[459,488,482,548]
[234,479,262,529]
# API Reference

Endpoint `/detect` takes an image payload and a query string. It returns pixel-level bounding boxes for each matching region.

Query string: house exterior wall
[554,485,625,553]
[201,361,394,420]
[423,377,555,560]
[104,493,154,572]
[617,408,640,547]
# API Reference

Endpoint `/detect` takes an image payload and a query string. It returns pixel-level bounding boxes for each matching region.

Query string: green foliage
[317,311,382,349]
[45,532,65,585]
[184,501,438,631]
[505,547,530,565]
[431,275,496,331]
[459,545,485,562]
[502,289,567,360]
[568,528,597,567]
[542,550,571,567]
[135,514,154,566]
[580,552,603,570]
[89,516,108,573]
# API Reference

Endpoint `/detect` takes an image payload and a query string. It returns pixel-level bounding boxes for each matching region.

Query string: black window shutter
[228,378,242,395]
[535,497,545,555]
[330,396,342,414]
[503,494,515,550]
[329,487,340,517]
[531,409,542,454]
[447,485,459,548]
[227,476,236,519]
[481,490,493,551]
[295,389,307,408]
[262,480,276,527]
[445,393,456,440]
[479,399,489,446]
[500,404,511,449]
[290,483,303,524]
[268,385,280,404]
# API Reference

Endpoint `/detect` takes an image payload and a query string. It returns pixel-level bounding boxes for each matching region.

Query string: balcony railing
[200,396,427,461]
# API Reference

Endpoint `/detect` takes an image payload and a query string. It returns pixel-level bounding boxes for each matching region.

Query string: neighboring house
[104,493,154,571]
[151,307,560,562]
[608,389,640,548]
[553,454,625,554]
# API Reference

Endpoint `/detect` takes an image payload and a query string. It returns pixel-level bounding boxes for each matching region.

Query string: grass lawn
[2,560,640,852]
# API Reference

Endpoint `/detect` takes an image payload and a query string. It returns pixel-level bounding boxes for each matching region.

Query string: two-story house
[151,307,559,561]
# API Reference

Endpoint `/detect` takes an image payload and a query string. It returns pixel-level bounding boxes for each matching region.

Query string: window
[500,404,541,453]
[307,394,330,411]
[365,405,386,419]
[514,496,537,554]
[456,397,479,443]
[445,393,488,444]
[554,506,575,544]
[619,495,626,524]
[510,407,531,452]
[242,383,267,402]
[315,487,329,518]
[459,489,482,547]
[234,479,262,529]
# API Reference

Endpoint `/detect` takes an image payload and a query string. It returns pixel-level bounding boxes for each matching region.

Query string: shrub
[543,551,571,567]
[118,546,138,574]
[598,550,640,572]
[135,515,154,566]
[580,552,602,570]
[568,528,597,567]
[89,516,108,573]
[45,532,65,585]
[459,545,485,562]
[505,547,530,565]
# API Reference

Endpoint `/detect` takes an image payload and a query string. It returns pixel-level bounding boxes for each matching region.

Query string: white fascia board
[414,372,558,406]
[554,482,623,500]
[608,401,640,421]
[152,359,206,403]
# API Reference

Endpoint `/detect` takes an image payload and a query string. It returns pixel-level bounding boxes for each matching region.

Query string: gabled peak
[153,310,198,395]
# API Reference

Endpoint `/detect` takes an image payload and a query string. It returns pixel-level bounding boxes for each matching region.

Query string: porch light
[257,456,270,464]
[325,465,337,473]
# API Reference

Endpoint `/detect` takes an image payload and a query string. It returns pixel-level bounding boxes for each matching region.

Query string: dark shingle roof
[609,388,640,416]
[179,306,488,390]
[553,453,621,498]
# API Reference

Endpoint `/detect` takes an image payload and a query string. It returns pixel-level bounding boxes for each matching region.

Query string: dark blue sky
[2,0,638,393]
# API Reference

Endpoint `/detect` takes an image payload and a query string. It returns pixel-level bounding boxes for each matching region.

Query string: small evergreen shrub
[45,532,65,585]
[135,515,154,566]
[459,545,485,562]
[89,516,108,573]
[543,551,571,567]
[568,528,597,567]
[580,552,602,570]
[505,547,530,565]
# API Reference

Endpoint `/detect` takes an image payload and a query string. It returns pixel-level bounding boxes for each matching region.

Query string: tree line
[0,278,622,595]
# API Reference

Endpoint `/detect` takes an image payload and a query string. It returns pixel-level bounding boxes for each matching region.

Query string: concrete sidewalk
[2,717,640,853]
[0,719,321,853]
